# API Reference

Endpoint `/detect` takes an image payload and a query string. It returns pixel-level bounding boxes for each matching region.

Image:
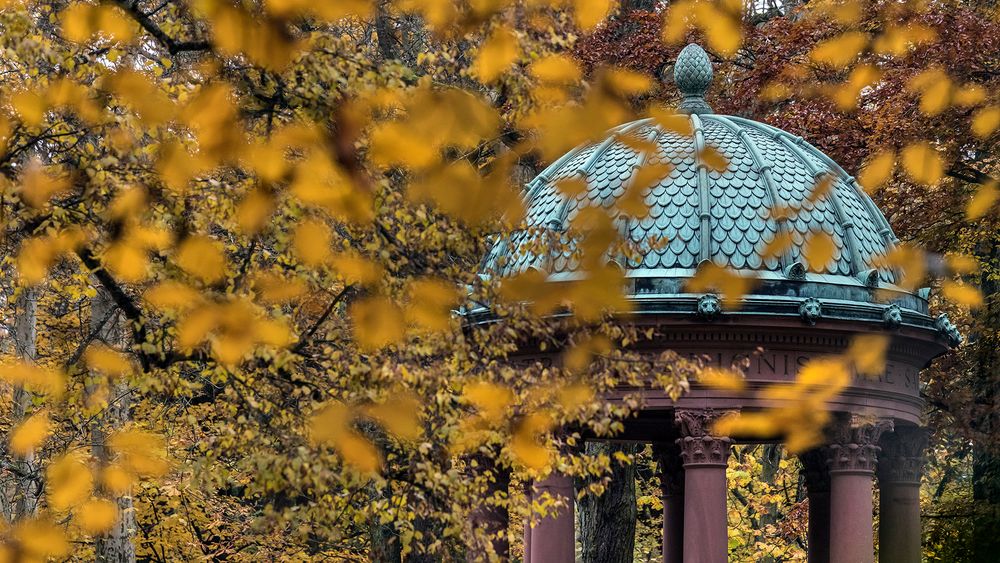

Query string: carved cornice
[675,409,733,467]
[878,426,928,485]
[827,417,893,474]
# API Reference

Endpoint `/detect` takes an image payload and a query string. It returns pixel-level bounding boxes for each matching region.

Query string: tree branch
[113,0,211,55]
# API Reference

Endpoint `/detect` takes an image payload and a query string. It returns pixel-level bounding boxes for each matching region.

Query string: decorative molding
[934,313,962,347]
[828,417,893,474]
[675,409,734,467]
[799,297,823,325]
[696,293,722,320]
[878,426,928,485]
[883,304,902,330]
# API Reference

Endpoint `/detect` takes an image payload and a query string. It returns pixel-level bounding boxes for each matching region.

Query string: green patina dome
[481,44,956,339]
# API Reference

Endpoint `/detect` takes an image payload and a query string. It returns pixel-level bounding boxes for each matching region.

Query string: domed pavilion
[481,44,958,563]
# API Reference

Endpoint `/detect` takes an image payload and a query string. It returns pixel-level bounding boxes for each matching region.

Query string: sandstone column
[828,418,893,563]
[526,472,575,563]
[877,426,927,563]
[676,409,733,563]
[654,441,685,563]
[800,447,832,563]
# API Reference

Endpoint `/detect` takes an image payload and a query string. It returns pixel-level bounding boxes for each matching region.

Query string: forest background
[0,0,997,561]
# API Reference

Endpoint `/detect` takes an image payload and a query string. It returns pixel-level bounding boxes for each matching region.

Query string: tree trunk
[88,283,137,563]
[578,442,638,563]
[972,234,1000,562]
[10,286,40,520]
[759,445,782,563]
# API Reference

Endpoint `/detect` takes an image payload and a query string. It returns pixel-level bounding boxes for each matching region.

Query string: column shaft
[877,427,926,563]
[801,448,831,563]
[655,442,684,563]
[682,462,728,563]
[829,471,875,563]
[807,489,831,563]
[527,473,575,563]
[827,418,892,563]
[675,410,732,563]
[878,482,920,563]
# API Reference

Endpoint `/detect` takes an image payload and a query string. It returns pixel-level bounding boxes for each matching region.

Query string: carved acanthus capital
[674,409,733,467]
[878,426,928,485]
[827,417,894,474]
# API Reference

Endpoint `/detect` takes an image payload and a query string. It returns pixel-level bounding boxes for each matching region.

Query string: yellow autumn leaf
[699,145,728,172]
[530,55,582,84]
[648,105,693,135]
[698,367,746,390]
[474,26,519,83]
[84,343,133,378]
[556,176,589,198]
[686,262,754,306]
[618,163,670,216]
[363,393,422,441]
[803,231,836,272]
[310,402,382,474]
[512,412,554,470]
[101,464,135,496]
[761,231,793,261]
[10,410,51,457]
[873,245,926,291]
[406,278,459,332]
[0,360,65,397]
[693,3,742,57]
[144,281,204,311]
[857,150,896,194]
[12,518,70,560]
[349,296,405,350]
[966,182,999,220]
[293,219,333,267]
[900,142,943,185]
[809,32,868,68]
[945,254,979,275]
[252,272,308,304]
[330,252,382,285]
[464,381,514,422]
[942,281,983,308]
[952,84,986,107]
[845,334,889,377]
[108,429,169,477]
[972,106,999,139]
[175,236,227,284]
[47,452,94,511]
[604,68,654,96]
[76,499,119,535]
[574,0,614,31]
[236,189,276,234]
[20,161,70,208]
[556,383,596,411]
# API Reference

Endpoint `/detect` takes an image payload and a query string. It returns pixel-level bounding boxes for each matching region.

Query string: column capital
[674,409,733,467]
[828,417,893,474]
[878,426,928,485]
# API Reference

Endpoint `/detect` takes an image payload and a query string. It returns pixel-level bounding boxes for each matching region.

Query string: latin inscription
[687,351,920,393]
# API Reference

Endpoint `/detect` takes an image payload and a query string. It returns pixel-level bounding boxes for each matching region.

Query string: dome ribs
[710,115,790,274]
[619,124,670,269]
[771,130,862,277]
[690,114,713,264]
